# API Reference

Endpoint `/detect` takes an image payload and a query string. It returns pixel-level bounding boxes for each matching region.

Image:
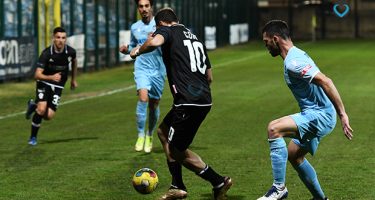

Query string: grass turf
[0,39,374,199]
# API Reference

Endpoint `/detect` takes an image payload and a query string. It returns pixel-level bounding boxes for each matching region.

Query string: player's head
[53,27,67,51]
[135,0,153,19]
[155,8,179,27]
[262,20,290,57]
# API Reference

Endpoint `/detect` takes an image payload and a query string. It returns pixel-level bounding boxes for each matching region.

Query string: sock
[31,113,42,138]
[167,161,186,190]
[196,165,224,188]
[269,138,288,185]
[147,106,160,136]
[136,101,148,137]
[294,158,325,199]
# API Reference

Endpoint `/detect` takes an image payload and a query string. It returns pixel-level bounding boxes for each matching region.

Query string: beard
[268,45,281,57]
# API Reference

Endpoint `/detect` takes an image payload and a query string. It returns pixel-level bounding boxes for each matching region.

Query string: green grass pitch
[0,40,374,199]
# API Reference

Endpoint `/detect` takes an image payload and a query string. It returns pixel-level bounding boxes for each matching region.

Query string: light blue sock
[269,138,288,185]
[294,159,325,199]
[147,106,160,136]
[136,101,148,137]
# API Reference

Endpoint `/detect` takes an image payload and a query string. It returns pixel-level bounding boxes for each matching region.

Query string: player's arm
[34,68,61,82]
[312,72,353,140]
[206,68,213,85]
[130,34,165,59]
[119,31,137,54]
[70,58,78,90]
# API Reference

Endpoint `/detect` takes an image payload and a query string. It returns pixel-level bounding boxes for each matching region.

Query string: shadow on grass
[5,146,47,171]
[200,193,246,200]
[40,136,99,144]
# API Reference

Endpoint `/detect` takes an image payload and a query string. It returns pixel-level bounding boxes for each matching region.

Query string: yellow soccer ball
[132,168,159,194]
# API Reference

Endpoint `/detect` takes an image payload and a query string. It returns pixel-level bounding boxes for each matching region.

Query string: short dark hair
[262,20,290,40]
[134,0,153,6]
[53,27,66,35]
[155,8,178,25]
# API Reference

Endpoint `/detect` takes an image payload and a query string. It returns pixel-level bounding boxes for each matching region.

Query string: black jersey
[154,24,212,106]
[35,45,76,87]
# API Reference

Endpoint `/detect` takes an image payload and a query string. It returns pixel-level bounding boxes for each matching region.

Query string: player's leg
[167,106,232,200]
[28,101,47,145]
[28,82,48,145]
[148,98,160,135]
[168,142,232,200]
[287,109,335,200]
[157,116,187,200]
[144,98,159,153]
[135,88,149,151]
[288,141,327,200]
[25,99,37,120]
[145,75,164,153]
[258,116,298,200]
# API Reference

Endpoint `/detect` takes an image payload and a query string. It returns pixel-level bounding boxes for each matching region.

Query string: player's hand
[340,113,353,140]
[130,47,140,59]
[70,80,78,90]
[147,32,154,40]
[51,72,62,82]
[119,44,129,54]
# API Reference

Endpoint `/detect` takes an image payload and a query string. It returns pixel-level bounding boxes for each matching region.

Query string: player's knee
[139,96,148,102]
[44,111,55,120]
[138,91,149,102]
[288,155,304,167]
[168,145,185,163]
[36,107,46,116]
[44,115,53,120]
[267,122,280,139]
[157,127,165,141]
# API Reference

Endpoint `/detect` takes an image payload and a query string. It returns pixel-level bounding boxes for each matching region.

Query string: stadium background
[0,0,374,82]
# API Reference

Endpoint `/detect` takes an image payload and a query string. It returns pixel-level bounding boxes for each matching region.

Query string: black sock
[167,161,186,190]
[196,165,224,188]
[31,113,42,138]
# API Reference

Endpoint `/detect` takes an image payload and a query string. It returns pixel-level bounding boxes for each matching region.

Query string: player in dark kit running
[130,8,232,200]
[25,27,78,146]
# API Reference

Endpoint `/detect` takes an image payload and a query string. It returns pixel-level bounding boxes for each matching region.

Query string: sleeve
[69,46,77,59]
[35,50,49,69]
[286,59,320,83]
[153,26,170,43]
[128,25,137,53]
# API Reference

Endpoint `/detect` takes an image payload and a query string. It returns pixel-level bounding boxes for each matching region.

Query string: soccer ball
[132,168,159,194]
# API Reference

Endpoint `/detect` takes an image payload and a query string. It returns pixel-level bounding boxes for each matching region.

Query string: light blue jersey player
[258,20,353,200]
[119,0,165,153]
[285,46,336,155]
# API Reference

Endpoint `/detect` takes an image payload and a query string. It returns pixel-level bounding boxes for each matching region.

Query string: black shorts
[162,105,211,151]
[35,81,63,111]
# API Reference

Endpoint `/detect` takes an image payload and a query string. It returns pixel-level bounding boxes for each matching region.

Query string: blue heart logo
[333,4,350,18]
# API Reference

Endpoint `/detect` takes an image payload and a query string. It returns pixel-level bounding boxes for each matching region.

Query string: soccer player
[25,27,78,146]
[119,0,166,153]
[258,20,353,200]
[130,8,232,200]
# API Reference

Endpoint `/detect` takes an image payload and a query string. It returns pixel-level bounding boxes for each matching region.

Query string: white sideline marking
[0,85,135,120]
[214,51,265,68]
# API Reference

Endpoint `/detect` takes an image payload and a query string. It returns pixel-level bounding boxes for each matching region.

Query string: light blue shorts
[290,108,336,155]
[134,72,165,100]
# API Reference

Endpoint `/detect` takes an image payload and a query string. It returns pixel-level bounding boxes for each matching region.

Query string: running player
[119,0,166,153]
[25,27,78,146]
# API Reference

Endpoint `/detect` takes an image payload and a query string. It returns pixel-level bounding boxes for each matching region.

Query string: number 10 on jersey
[183,40,207,74]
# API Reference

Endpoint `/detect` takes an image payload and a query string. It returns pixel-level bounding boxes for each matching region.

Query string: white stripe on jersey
[174,103,212,107]
[40,81,65,89]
